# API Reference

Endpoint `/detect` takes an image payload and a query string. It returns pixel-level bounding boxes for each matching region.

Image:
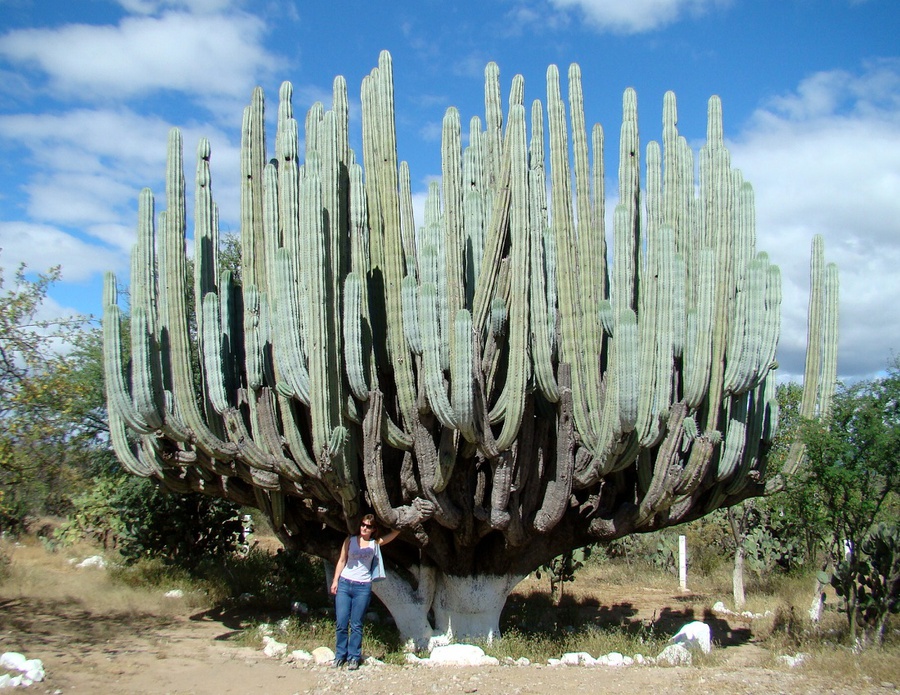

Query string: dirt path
[0,592,891,695]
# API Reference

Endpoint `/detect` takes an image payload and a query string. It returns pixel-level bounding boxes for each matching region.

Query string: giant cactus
[103,51,838,645]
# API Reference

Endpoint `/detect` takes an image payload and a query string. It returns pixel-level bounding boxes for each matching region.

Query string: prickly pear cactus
[103,51,838,640]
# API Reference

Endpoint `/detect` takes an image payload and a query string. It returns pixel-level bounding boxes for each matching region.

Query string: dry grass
[0,536,208,616]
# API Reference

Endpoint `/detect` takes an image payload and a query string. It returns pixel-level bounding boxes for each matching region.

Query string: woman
[330,514,399,670]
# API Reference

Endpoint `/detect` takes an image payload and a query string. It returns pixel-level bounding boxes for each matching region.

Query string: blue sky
[0,0,898,380]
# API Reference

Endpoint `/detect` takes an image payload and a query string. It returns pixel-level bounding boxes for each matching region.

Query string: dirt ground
[1,543,897,695]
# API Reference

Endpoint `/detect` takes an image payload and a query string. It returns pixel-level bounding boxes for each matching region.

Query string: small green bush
[56,474,244,571]
[209,547,328,609]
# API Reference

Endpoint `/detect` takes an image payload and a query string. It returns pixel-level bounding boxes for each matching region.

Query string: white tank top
[340,535,376,582]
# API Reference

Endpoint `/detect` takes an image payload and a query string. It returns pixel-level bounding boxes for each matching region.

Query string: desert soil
[0,544,896,695]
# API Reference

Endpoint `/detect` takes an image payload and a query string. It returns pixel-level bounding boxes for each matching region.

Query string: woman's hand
[330,579,339,595]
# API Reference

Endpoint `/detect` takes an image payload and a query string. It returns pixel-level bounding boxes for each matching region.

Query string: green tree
[801,360,900,645]
[0,259,98,529]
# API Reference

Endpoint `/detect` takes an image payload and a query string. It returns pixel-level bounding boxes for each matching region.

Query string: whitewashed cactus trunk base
[372,568,524,650]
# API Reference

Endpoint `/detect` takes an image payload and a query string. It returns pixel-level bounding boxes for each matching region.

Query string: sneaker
[347,659,359,671]
[331,658,346,669]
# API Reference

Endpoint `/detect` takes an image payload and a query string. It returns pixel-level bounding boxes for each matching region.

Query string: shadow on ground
[500,591,752,648]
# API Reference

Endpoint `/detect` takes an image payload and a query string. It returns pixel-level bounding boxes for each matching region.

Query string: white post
[679,534,688,592]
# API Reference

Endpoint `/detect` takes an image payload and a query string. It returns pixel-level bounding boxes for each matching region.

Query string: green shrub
[210,547,328,609]
[56,474,243,571]
[114,476,243,569]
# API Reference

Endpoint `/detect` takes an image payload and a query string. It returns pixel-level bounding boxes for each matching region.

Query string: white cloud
[0,222,126,282]
[0,104,245,301]
[729,61,900,380]
[0,11,279,103]
[114,0,246,14]
[543,0,728,34]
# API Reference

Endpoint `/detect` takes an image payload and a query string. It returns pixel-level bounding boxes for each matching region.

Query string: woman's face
[360,519,375,539]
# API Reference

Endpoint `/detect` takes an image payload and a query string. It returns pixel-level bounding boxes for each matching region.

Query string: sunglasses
[361,523,375,529]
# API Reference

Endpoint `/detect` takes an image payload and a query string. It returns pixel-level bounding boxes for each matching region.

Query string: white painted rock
[429,644,498,666]
[604,652,626,667]
[776,653,808,668]
[22,658,45,683]
[405,653,424,664]
[311,646,335,665]
[712,601,728,614]
[561,651,595,666]
[0,653,26,671]
[288,650,312,663]
[515,657,531,666]
[0,673,20,688]
[656,643,692,667]
[164,589,184,598]
[633,653,646,665]
[547,658,562,666]
[0,652,45,685]
[262,636,288,658]
[669,620,712,653]
[76,555,106,569]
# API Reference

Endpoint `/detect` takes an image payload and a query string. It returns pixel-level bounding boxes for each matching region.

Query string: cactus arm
[240,87,267,290]
[129,305,165,431]
[702,96,735,432]
[201,291,229,414]
[302,156,343,469]
[362,390,435,537]
[532,364,575,533]
[274,393,320,480]
[548,65,598,450]
[361,51,418,434]
[591,123,609,301]
[757,262,782,378]
[108,406,159,477]
[635,402,687,525]
[343,273,370,401]
[451,309,476,443]
[800,233,826,419]
[271,249,312,405]
[684,249,716,408]
[818,262,840,418]
[716,392,749,481]
[569,64,603,395]
[409,414,462,529]
[527,99,559,404]
[102,274,152,435]
[442,107,465,367]
[724,382,767,496]
[401,275,423,355]
[418,282,457,429]
[492,103,531,452]
[471,66,513,337]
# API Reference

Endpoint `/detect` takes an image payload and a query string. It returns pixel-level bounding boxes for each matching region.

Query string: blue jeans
[334,577,372,662]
